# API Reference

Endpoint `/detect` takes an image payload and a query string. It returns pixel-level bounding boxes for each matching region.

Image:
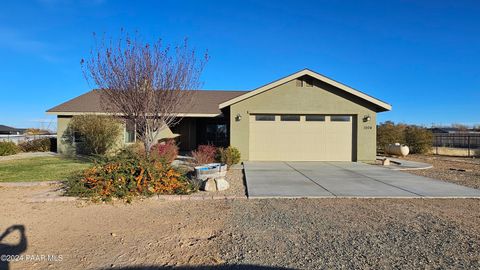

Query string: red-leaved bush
[150,140,179,163]
[191,144,217,164]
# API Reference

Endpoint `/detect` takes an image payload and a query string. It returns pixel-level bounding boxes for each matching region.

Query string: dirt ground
[1,159,480,269]
[0,186,230,270]
[403,154,480,189]
[1,186,480,269]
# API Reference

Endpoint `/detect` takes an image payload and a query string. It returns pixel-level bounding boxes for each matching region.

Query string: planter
[194,163,228,180]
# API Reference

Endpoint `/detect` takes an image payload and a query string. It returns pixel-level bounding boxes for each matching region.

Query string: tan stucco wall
[57,116,75,155]
[229,79,378,162]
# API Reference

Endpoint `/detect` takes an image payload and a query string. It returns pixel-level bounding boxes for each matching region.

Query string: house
[47,69,391,161]
[0,125,26,135]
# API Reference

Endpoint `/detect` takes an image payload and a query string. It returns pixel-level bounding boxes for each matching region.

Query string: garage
[249,114,354,161]
[219,69,392,162]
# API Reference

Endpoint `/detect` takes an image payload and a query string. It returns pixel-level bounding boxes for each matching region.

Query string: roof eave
[46,111,222,117]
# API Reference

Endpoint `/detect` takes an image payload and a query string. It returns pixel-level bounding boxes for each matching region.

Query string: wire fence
[433,134,480,157]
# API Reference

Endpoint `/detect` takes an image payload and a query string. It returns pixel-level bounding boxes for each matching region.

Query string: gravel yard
[221,199,480,269]
[1,161,480,269]
[403,154,480,189]
[189,167,247,198]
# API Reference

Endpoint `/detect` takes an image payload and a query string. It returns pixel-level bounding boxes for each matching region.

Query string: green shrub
[377,121,406,150]
[19,138,51,152]
[65,151,194,201]
[217,146,241,167]
[69,115,122,155]
[0,142,21,156]
[150,139,179,164]
[378,121,434,154]
[404,126,433,154]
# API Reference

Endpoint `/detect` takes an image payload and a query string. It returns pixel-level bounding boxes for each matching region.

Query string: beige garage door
[249,114,353,161]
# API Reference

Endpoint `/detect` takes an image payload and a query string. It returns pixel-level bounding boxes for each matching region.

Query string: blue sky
[1,0,479,130]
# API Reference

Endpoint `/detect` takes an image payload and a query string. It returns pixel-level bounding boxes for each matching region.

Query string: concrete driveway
[244,161,480,198]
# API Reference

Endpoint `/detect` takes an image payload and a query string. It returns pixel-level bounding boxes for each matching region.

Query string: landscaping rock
[215,177,230,191]
[201,177,230,192]
[382,158,391,166]
[202,178,217,192]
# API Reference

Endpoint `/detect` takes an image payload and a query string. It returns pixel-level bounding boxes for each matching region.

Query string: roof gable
[219,69,392,112]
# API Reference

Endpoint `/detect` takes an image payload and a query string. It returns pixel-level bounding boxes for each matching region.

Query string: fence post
[468,135,471,157]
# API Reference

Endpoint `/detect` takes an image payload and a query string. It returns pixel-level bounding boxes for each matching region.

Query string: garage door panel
[249,115,353,161]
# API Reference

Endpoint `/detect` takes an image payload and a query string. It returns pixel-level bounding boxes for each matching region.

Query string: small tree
[81,31,207,154]
[69,115,122,155]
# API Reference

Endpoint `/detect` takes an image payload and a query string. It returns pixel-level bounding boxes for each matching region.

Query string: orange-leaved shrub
[191,144,217,164]
[150,139,179,163]
[66,151,193,201]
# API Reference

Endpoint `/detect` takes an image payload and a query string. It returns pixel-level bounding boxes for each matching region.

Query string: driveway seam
[284,162,337,197]
[326,162,424,197]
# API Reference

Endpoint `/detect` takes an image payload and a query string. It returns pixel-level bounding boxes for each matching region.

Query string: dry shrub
[19,138,51,152]
[150,139,179,163]
[191,144,217,164]
[0,142,20,156]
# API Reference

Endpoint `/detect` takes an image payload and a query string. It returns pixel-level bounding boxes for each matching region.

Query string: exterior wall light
[235,113,242,122]
[363,115,371,122]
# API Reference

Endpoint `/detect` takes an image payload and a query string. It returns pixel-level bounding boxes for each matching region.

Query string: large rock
[202,178,217,192]
[215,177,230,191]
[201,177,230,192]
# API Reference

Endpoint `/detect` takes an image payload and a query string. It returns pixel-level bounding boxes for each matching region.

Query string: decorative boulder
[215,177,230,191]
[201,177,230,192]
[202,178,217,192]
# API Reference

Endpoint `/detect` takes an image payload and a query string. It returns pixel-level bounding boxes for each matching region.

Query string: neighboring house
[0,125,26,135]
[47,69,391,161]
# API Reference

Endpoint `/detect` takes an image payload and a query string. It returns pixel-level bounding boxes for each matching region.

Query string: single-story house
[47,69,391,161]
[0,125,26,135]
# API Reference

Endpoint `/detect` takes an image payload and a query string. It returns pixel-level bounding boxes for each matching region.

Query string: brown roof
[47,89,249,115]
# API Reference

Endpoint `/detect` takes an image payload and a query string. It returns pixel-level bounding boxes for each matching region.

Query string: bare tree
[81,31,207,154]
